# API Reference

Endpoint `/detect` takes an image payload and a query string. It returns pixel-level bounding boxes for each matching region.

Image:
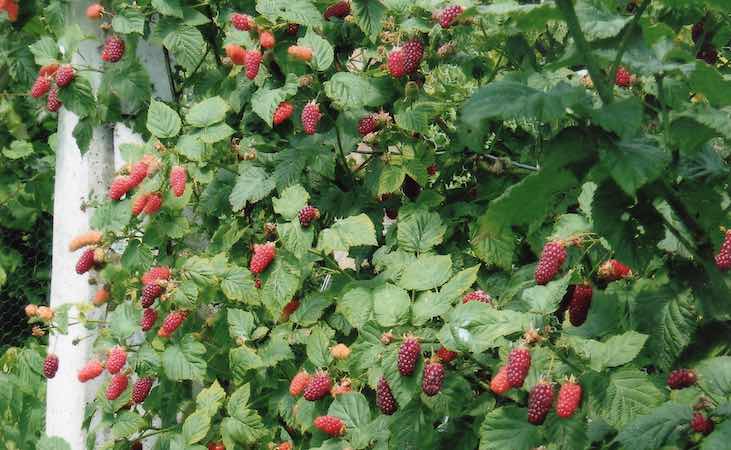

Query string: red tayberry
[313,415,346,437]
[568,283,593,326]
[324,1,350,20]
[376,377,398,415]
[527,381,554,425]
[287,23,300,35]
[225,44,246,65]
[158,310,187,337]
[101,36,125,63]
[140,308,157,332]
[615,66,631,87]
[714,230,731,271]
[506,347,531,388]
[169,165,187,197]
[387,48,407,78]
[43,354,59,379]
[105,346,127,374]
[127,161,148,188]
[108,176,131,200]
[301,101,322,135]
[55,64,75,87]
[132,377,153,403]
[691,412,714,435]
[490,366,511,395]
[299,205,320,227]
[106,373,128,400]
[142,266,171,285]
[290,371,310,396]
[462,290,492,304]
[436,346,458,363]
[438,5,464,28]
[358,115,377,136]
[75,248,95,274]
[244,50,262,80]
[143,194,162,214]
[397,337,421,376]
[535,241,567,285]
[230,13,254,31]
[273,102,294,126]
[259,30,275,49]
[78,359,104,382]
[422,362,445,396]
[402,40,424,74]
[667,368,697,390]
[30,75,51,98]
[249,242,276,274]
[86,3,104,20]
[598,259,633,281]
[131,193,149,216]
[47,86,62,112]
[303,371,332,401]
[556,379,582,418]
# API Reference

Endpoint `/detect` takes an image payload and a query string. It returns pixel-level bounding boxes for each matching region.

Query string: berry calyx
[376,377,398,415]
[506,347,531,388]
[78,359,104,382]
[249,242,276,274]
[170,165,187,197]
[438,5,464,28]
[615,66,632,87]
[158,310,187,337]
[387,48,407,78]
[85,3,104,20]
[667,368,697,389]
[105,346,127,374]
[568,283,593,326]
[556,378,582,418]
[313,415,346,437]
[324,1,350,21]
[30,75,51,98]
[421,361,445,396]
[101,36,126,63]
[527,380,554,425]
[55,64,75,87]
[140,308,157,332]
[303,371,332,401]
[490,366,511,395]
[259,30,275,49]
[132,377,153,403]
[230,13,254,31]
[106,373,129,400]
[598,259,633,281]
[436,346,458,363]
[401,40,424,74]
[244,49,262,80]
[691,412,714,435]
[397,336,421,376]
[299,205,320,227]
[301,101,322,135]
[714,230,731,271]
[462,290,493,304]
[43,354,59,379]
[273,102,294,126]
[47,86,62,112]
[288,45,313,62]
[75,248,96,275]
[535,241,567,285]
[289,371,310,396]
[225,44,246,65]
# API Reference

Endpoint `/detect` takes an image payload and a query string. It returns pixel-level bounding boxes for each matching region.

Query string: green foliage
[3,0,731,449]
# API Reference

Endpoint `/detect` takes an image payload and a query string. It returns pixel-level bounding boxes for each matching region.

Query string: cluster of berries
[30,63,75,112]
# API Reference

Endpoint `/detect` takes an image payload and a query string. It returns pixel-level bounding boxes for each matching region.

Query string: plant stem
[555,0,613,105]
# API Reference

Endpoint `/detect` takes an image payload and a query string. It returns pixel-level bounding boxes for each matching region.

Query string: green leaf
[58,75,96,117]
[566,331,648,371]
[317,214,377,255]
[3,140,33,159]
[163,25,206,71]
[112,411,146,439]
[337,286,373,329]
[227,309,256,341]
[397,207,446,253]
[152,0,184,18]
[350,0,386,42]
[463,81,589,125]
[575,0,632,40]
[250,78,300,127]
[256,0,324,27]
[328,392,372,429]
[121,240,153,273]
[229,164,275,211]
[306,326,333,367]
[112,8,146,34]
[221,413,267,447]
[696,357,731,402]
[229,347,264,380]
[377,164,406,196]
[260,253,302,316]
[29,37,59,66]
[109,303,141,340]
[395,101,443,134]
[439,265,480,302]
[291,294,331,327]
[37,436,71,450]
[399,254,452,291]
[373,284,410,327]
[521,272,572,315]
[278,221,314,259]
[221,266,256,302]
[479,406,541,450]
[440,303,534,353]
[701,420,731,450]
[616,403,692,450]
[195,122,235,144]
[186,96,229,127]
[298,29,334,72]
[182,411,210,444]
[596,368,664,428]
[324,73,393,110]
[600,136,670,197]
[273,184,310,220]
[196,380,226,417]
[162,335,207,381]
[147,100,182,138]
[590,96,643,137]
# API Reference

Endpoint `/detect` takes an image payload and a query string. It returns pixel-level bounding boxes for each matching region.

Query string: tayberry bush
[6,0,731,449]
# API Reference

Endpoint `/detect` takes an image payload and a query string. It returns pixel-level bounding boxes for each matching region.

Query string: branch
[555,0,613,105]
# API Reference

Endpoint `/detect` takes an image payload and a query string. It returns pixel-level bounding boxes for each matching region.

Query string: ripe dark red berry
[101,36,125,63]
[249,242,276,274]
[714,230,731,271]
[158,310,187,337]
[301,101,322,135]
[55,64,75,87]
[106,373,128,400]
[376,377,398,415]
[506,347,531,388]
[313,415,346,437]
[397,337,421,376]
[141,283,163,308]
[667,368,697,389]
[287,23,300,35]
[358,115,377,136]
[289,371,310,396]
[421,362,445,396]
[273,102,294,126]
[691,412,714,435]
[556,379,582,418]
[105,346,127,374]
[47,86,62,112]
[697,44,718,65]
[140,308,157,332]
[490,366,511,395]
[43,354,59,379]
[527,381,554,425]
[75,248,96,274]
[324,1,350,20]
[438,5,464,28]
[615,66,631,87]
[303,371,332,401]
[78,359,104,382]
[244,50,262,80]
[298,205,320,227]
[534,241,567,285]
[132,377,153,403]
[230,13,254,31]
[436,346,457,363]
[31,75,51,98]
[387,48,407,78]
[462,290,492,304]
[401,40,424,74]
[568,283,593,326]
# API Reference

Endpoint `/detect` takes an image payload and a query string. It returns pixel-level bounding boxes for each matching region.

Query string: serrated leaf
[227,309,255,341]
[111,411,146,439]
[37,436,71,450]
[317,214,377,255]
[229,164,275,211]
[112,8,146,34]
[196,381,226,417]
[298,29,333,72]
[397,207,446,253]
[377,164,406,196]
[58,75,96,117]
[337,286,373,329]
[256,0,324,27]
[399,254,452,291]
[350,0,386,42]
[616,403,692,450]
[152,0,184,18]
[521,272,572,314]
[278,221,314,259]
[575,0,632,40]
[147,100,182,138]
[597,368,664,428]
[373,284,410,327]
[182,411,210,444]
[327,392,372,430]
[162,335,207,381]
[566,331,648,371]
[109,303,141,340]
[696,357,731,402]
[600,136,670,197]
[163,25,206,71]
[701,420,731,450]
[440,303,534,353]
[324,73,393,110]
[479,406,541,450]
[186,96,229,127]
[221,266,256,301]
[590,96,643,137]
[306,326,333,367]
[273,184,310,220]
